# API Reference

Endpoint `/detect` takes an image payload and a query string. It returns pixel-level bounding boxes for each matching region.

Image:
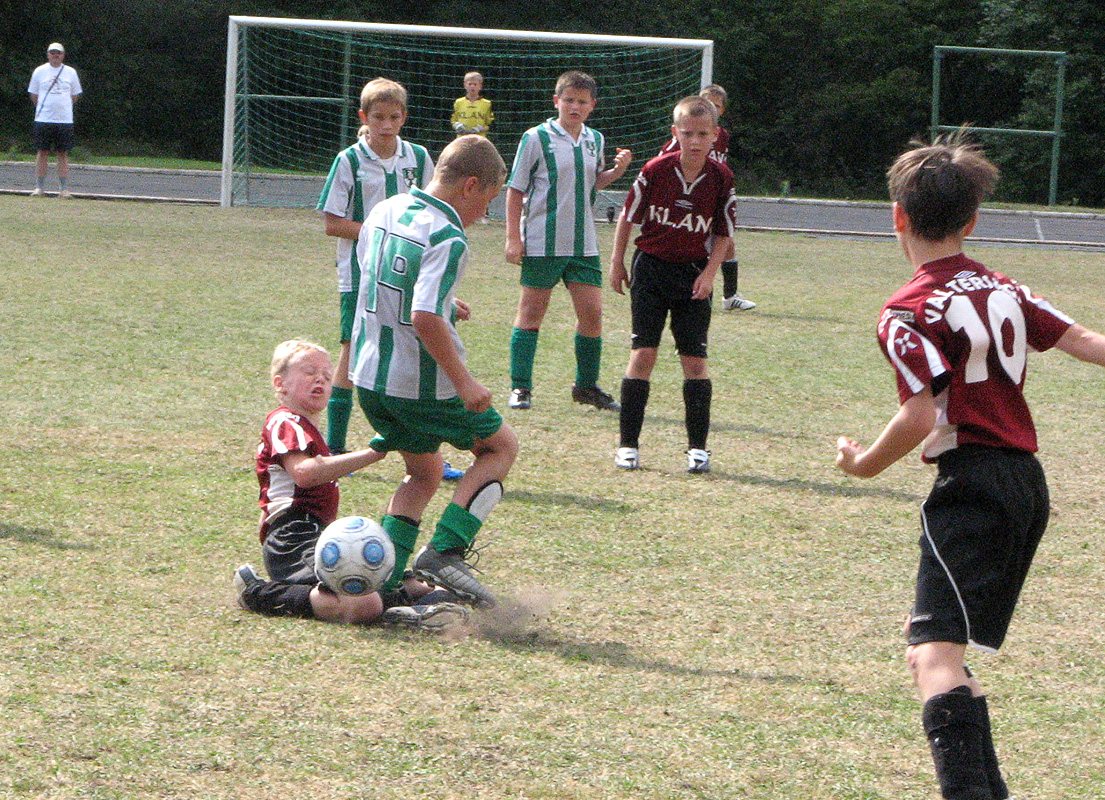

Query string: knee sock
[574,332,602,389]
[721,260,739,298]
[922,686,992,800]
[381,514,420,591]
[619,378,650,448]
[430,502,482,554]
[974,696,1010,800]
[326,385,353,453]
[510,327,539,390]
[241,580,315,619]
[683,378,712,451]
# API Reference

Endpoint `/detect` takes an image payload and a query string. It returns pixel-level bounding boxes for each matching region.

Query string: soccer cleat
[30,187,44,197]
[571,383,620,411]
[442,461,464,481]
[58,189,73,199]
[381,602,470,631]
[614,446,639,470]
[508,387,532,409]
[234,564,264,610]
[413,545,497,608]
[722,294,756,311]
[686,448,711,474]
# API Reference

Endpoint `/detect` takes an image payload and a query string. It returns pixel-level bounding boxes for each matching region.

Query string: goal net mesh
[224,20,708,212]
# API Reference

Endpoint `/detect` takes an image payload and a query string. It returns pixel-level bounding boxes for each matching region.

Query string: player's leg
[672,296,713,472]
[327,293,357,453]
[510,284,553,408]
[381,449,444,590]
[720,239,755,311]
[616,347,656,470]
[566,275,618,410]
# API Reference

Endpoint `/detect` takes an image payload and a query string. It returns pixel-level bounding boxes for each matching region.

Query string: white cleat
[686,448,711,474]
[722,294,756,311]
[614,446,639,470]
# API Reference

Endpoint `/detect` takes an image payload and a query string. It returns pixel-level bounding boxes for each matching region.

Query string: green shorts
[357,387,504,454]
[339,291,357,342]
[520,255,602,290]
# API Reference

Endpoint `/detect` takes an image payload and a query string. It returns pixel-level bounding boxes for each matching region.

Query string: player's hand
[609,262,628,295]
[453,122,467,133]
[691,271,713,300]
[458,378,492,414]
[505,237,523,266]
[454,298,471,321]
[612,148,633,173]
[835,436,866,476]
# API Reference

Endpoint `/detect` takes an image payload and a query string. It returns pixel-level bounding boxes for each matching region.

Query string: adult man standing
[28,43,83,198]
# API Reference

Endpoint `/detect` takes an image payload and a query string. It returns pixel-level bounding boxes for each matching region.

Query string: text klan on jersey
[646,200,715,234]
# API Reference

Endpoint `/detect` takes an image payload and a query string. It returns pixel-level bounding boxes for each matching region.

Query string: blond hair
[700,84,728,105]
[887,132,999,241]
[270,339,329,397]
[434,134,507,188]
[673,96,718,126]
[357,77,408,137]
[464,71,483,83]
[554,70,597,98]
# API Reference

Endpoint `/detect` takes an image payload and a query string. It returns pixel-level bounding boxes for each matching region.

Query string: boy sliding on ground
[836,134,1105,799]
[504,70,632,411]
[352,135,518,609]
[610,96,738,474]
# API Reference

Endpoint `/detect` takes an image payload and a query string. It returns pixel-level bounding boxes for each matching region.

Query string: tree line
[3,0,1102,205]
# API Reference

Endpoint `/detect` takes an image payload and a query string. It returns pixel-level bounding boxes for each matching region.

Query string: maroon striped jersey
[877,253,1073,460]
[256,407,338,541]
[622,152,737,263]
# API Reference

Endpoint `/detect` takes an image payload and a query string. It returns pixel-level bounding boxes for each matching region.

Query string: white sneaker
[722,294,756,311]
[686,448,711,473]
[58,189,73,199]
[614,446,639,470]
[30,187,44,197]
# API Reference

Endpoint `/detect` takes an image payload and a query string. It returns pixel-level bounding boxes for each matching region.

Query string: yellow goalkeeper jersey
[451,97,494,137]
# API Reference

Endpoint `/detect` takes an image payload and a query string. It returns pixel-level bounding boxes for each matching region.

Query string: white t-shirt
[28,63,82,124]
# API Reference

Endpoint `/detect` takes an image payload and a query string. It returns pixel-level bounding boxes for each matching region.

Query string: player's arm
[282,447,387,488]
[504,187,525,265]
[609,210,635,295]
[412,310,492,413]
[324,212,362,240]
[692,235,731,300]
[596,148,632,190]
[836,387,937,479]
[1055,323,1105,367]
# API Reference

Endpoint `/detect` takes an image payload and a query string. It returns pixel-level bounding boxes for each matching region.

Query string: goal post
[221,16,713,210]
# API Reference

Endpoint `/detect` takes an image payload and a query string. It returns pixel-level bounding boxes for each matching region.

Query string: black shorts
[262,509,325,584]
[908,445,1049,652]
[33,122,75,153]
[629,250,711,358]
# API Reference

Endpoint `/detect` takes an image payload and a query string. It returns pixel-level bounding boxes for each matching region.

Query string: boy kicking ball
[609,96,738,474]
[836,134,1105,799]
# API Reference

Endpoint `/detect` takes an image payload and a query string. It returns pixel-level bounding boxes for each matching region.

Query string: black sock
[683,378,712,451]
[974,696,1009,799]
[242,580,315,619]
[922,686,991,799]
[619,377,650,448]
[721,260,739,298]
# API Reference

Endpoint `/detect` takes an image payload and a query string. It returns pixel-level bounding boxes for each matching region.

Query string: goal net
[221,16,712,215]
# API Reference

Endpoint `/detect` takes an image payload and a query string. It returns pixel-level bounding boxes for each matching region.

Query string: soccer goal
[221,16,713,213]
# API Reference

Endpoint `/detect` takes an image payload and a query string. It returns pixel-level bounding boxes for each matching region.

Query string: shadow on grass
[709,471,922,503]
[0,522,97,550]
[508,488,635,513]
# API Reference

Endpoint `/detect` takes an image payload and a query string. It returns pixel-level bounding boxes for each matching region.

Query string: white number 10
[945,292,1027,384]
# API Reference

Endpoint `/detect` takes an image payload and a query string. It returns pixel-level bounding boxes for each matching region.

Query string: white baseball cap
[47,43,65,54]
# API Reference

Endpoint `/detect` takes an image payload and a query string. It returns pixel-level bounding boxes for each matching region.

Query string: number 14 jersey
[877,253,1073,460]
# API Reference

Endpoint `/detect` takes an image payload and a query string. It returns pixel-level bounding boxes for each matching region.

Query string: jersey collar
[410,186,464,230]
[357,136,407,162]
[546,118,592,143]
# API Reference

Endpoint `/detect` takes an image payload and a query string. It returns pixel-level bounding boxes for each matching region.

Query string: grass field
[2,195,1103,799]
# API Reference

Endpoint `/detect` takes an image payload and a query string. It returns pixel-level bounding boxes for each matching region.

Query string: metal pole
[931,49,942,139]
[1048,54,1066,206]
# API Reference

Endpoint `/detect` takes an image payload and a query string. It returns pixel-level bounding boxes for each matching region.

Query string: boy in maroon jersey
[836,136,1105,799]
[235,340,468,630]
[609,96,738,474]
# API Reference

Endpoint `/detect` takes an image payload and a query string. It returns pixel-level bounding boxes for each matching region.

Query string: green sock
[380,515,419,591]
[510,327,539,390]
[430,502,482,553]
[574,332,602,389]
[326,386,353,452]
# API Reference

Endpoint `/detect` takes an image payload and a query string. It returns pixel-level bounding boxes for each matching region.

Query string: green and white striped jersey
[350,188,469,401]
[507,118,606,258]
[317,135,434,293]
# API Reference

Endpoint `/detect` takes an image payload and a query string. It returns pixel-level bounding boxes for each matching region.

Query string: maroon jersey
[256,407,338,542]
[659,126,730,164]
[877,253,1073,460]
[622,152,737,263]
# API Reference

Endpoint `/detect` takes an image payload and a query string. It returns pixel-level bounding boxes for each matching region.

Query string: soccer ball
[313,516,395,596]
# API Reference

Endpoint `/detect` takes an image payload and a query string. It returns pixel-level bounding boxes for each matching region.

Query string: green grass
[1,196,1103,799]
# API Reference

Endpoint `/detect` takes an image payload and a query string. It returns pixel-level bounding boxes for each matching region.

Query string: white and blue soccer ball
[314,516,395,596]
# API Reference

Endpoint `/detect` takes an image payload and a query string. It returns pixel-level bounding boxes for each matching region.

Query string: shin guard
[922,686,993,799]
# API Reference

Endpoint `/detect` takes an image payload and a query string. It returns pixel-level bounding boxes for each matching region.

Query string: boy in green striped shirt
[504,70,632,411]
